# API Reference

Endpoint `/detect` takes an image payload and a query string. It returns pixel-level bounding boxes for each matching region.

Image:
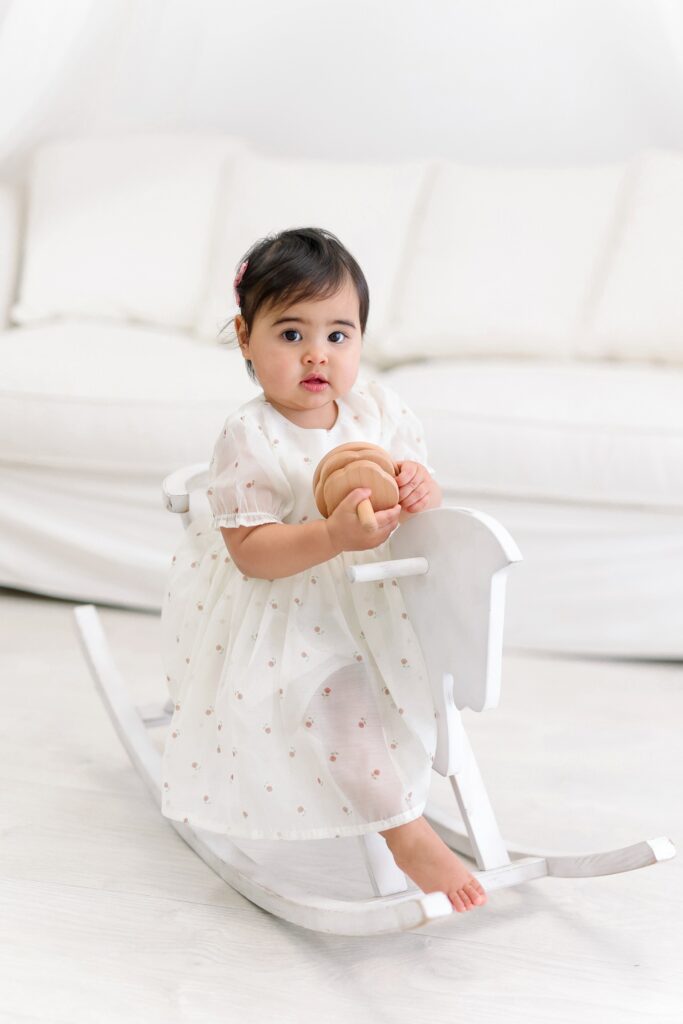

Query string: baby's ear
[235,316,248,347]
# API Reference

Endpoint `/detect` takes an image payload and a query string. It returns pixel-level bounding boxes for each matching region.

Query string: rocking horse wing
[389,506,522,713]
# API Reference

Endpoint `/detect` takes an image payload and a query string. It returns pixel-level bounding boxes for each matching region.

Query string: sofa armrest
[0,182,21,328]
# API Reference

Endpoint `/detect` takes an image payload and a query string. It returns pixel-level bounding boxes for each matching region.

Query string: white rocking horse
[72,460,675,936]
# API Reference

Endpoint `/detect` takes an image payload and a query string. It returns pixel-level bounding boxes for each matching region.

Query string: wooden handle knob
[356,497,377,531]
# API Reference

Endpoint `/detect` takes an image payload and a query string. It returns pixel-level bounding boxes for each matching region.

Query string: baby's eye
[329,331,347,343]
[282,329,301,342]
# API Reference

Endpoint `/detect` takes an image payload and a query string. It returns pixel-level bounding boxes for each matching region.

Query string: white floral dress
[159,376,439,840]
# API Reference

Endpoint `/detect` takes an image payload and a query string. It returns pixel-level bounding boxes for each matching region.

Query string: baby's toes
[448,889,466,912]
[459,886,476,910]
[449,887,471,912]
[465,880,487,905]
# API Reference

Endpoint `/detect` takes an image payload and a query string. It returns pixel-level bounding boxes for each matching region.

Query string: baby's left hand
[395,460,433,514]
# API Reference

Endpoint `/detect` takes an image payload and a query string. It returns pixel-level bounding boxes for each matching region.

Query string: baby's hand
[325,488,401,553]
[396,461,433,514]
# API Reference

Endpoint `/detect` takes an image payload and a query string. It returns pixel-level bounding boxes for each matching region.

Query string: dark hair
[219,226,369,384]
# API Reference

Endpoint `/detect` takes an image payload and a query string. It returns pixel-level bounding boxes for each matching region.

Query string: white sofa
[1,134,682,658]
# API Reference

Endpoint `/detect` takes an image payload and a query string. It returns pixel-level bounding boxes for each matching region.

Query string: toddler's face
[236,276,362,429]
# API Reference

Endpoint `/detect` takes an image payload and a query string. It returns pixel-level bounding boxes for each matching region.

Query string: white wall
[1,0,683,182]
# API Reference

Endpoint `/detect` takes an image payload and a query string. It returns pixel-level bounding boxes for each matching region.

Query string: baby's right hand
[325,488,401,553]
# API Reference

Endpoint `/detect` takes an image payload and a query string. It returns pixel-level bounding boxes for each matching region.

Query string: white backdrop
[1,0,683,182]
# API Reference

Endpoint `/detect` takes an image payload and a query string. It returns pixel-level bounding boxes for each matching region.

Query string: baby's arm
[222,487,402,580]
[222,520,338,579]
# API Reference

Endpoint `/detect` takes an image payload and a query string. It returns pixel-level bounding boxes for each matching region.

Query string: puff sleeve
[367,379,438,478]
[206,411,295,529]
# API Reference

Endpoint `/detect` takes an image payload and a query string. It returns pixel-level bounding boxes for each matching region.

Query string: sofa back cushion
[196,151,430,356]
[11,135,248,331]
[580,150,683,363]
[375,159,626,367]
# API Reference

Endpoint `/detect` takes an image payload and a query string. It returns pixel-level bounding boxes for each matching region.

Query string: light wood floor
[2,586,681,1024]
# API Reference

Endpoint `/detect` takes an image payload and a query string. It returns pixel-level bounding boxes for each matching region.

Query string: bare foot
[380,816,487,913]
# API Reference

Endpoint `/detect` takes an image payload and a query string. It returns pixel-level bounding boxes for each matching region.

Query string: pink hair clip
[233,260,249,306]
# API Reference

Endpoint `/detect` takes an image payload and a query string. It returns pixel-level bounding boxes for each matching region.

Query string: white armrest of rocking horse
[72,462,675,937]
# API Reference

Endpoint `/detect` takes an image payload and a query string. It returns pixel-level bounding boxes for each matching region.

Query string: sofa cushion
[3,324,681,512]
[581,150,683,364]
[0,322,381,474]
[196,150,430,357]
[10,135,249,332]
[382,359,683,511]
[376,160,625,366]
